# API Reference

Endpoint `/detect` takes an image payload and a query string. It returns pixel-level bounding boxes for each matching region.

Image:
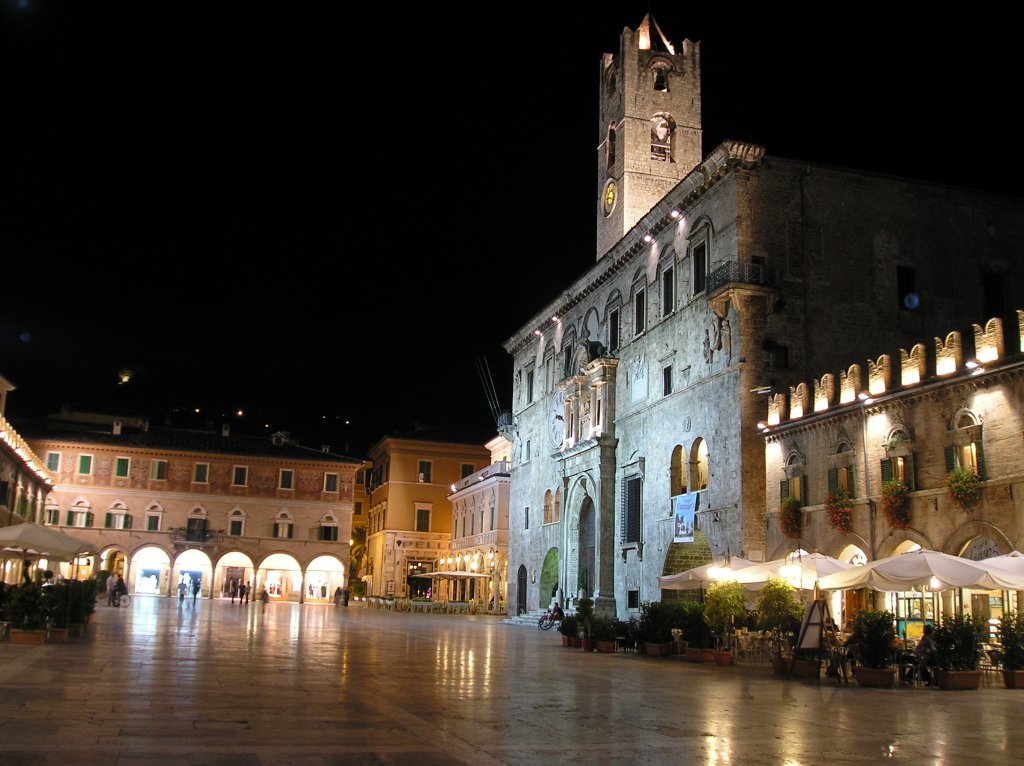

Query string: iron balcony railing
[705,261,776,295]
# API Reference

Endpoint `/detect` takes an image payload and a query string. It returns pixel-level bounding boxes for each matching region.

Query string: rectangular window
[78,455,93,475]
[151,460,168,481]
[416,509,430,532]
[526,369,535,403]
[279,469,294,490]
[274,521,293,539]
[525,506,530,530]
[693,242,707,295]
[627,590,640,610]
[662,266,674,316]
[354,501,363,516]
[232,466,248,486]
[147,514,161,532]
[320,525,339,542]
[114,457,130,478]
[324,473,339,493]
[418,460,432,483]
[460,463,475,479]
[897,265,918,311]
[193,463,209,484]
[609,308,620,352]
[663,365,673,395]
[622,475,642,544]
[229,519,243,536]
[46,452,60,472]
[525,440,531,462]
[634,287,646,334]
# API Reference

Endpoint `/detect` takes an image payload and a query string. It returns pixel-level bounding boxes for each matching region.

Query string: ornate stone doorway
[516,564,528,615]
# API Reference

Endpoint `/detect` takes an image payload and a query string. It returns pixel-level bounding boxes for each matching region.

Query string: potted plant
[947,466,982,511]
[635,600,675,656]
[558,614,580,648]
[880,478,911,529]
[676,600,712,661]
[932,613,985,690]
[703,580,748,666]
[7,584,47,644]
[755,577,803,675]
[778,496,802,540]
[825,487,853,533]
[576,597,595,651]
[997,611,1024,688]
[590,615,618,653]
[847,610,897,688]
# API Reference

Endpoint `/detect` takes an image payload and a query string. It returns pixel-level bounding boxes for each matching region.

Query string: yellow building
[22,410,361,603]
[364,428,489,600]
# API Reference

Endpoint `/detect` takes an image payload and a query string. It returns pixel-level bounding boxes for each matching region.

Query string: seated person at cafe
[909,624,936,685]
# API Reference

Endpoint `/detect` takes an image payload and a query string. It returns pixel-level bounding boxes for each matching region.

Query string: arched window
[274,510,294,539]
[228,508,246,537]
[690,438,709,491]
[607,124,616,169]
[828,442,856,496]
[782,452,806,504]
[543,491,553,525]
[652,64,669,92]
[554,488,561,522]
[319,513,339,542]
[670,444,686,495]
[945,410,987,479]
[650,112,674,162]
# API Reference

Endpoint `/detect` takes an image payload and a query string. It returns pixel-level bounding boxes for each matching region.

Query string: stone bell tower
[595,14,702,260]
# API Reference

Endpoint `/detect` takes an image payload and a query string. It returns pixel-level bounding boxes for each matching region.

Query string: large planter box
[685,646,703,663]
[713,650,733,666]
[701,648,715,663]
[67,623,85,638]
[854,666,896,688]
[10,629,46,645]
[1003,669,1024,689]
[936,669,982,690]
[790,658,821,679]
[46,627,70,644]
[595,640,616,653]
[646,642,672,657]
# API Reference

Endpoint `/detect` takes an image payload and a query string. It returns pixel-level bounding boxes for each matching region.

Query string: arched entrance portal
[516,564,528,615]
[578,497,595,598]
[305,555,345,604]
[259,553,302,602]
[173,549,212,600]
[539,548,560,610]
[129,546,171,596]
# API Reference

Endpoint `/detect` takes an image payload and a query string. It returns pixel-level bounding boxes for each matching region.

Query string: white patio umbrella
[659,557,758,590]
[816,548,1024,592]
[0,522,96,562]
[978,551,1024,580]
[734,551,854,591]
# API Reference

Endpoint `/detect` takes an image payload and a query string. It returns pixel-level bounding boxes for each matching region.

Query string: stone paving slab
[1,597,1023,765]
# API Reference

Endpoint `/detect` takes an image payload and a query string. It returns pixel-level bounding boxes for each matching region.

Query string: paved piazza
[0,596,1021,765]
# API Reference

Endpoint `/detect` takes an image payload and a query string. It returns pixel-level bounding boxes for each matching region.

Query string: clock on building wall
[549,390,566,447]
[603,179,617,217]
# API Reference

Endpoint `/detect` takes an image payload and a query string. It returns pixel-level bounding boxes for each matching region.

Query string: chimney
[321,444,330,454]
[112,420,122,436]
[222,424,230,437]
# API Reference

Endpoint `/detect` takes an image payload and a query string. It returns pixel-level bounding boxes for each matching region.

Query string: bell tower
[595,15,702,260]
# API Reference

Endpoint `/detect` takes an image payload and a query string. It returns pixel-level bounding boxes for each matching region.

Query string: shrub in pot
[8,584,46,630]
[933,613,984,690]
[755,577,803,663]
[848,609,897,687]
[703,580,748,655]
[998,611,1024,688]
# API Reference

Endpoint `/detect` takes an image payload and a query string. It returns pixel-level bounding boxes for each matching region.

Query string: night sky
[2,2,1021,456]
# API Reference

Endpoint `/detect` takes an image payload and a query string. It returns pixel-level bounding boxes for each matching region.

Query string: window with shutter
[621,475,642,544]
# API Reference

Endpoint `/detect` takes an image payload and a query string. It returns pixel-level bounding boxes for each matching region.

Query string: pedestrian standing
[238,583,246,604]
[244,582,250,604]
[191,578,200,606]
[178,580,187,604]
[333,586,342,607]
[106,573,117,606]
[230,579,237,603]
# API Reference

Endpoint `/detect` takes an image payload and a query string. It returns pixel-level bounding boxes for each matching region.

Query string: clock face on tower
[549,390,566,447]
[603,179,617,217]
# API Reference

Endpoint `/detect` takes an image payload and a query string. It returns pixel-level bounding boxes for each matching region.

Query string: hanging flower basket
[825,488,853,533]
[880,479,910,529]
[947,467,981,511]
[778,496,802,540]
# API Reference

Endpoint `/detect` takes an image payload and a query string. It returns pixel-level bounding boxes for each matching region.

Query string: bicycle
[538,609,563,631]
